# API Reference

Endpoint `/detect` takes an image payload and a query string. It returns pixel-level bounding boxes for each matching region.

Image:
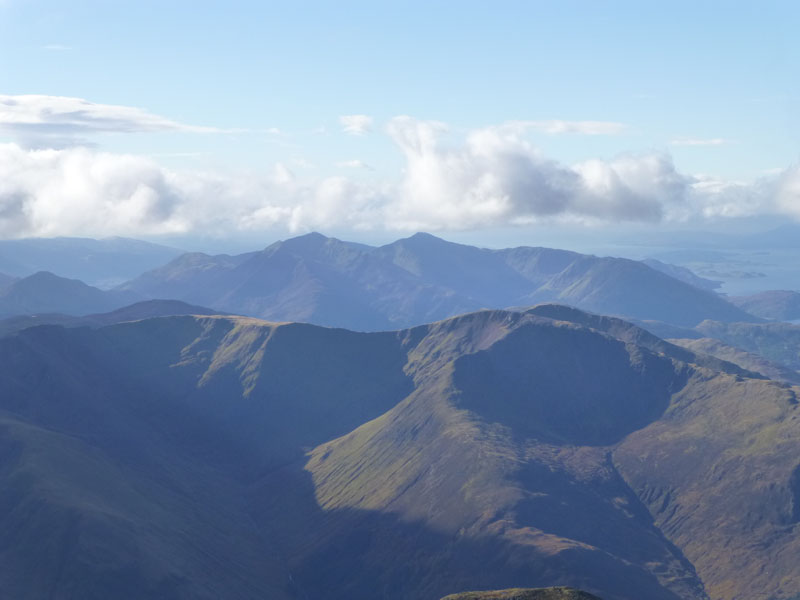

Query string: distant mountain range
[0,271,16,288]
[0,236,183,287]
[728,290,800,321]
[668,335,800,385]
[120,232,757,329]
[0,271,141,318]
[1,306,797,599]
[0,298,223,337]
[641,258,721,291]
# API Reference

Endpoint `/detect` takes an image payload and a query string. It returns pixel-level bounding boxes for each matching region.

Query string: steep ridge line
[119,232,759,330]
[1,306,798,599]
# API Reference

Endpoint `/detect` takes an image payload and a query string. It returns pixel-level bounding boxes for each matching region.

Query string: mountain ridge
[2,306,798,598]
[0,271,141,318]
[120,232,758,330]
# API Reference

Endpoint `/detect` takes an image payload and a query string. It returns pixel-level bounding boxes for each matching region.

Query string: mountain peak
[13,271,83,288]
[275,231,333,253]
[25,270,63,280]
[406,231,447,244]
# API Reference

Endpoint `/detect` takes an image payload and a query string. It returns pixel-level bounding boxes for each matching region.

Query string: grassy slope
[0,323,291,600]
[1,309,799,598]
[614,371,800,600]
[297,311,706,600]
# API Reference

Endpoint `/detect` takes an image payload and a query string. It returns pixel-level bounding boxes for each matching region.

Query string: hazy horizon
[1,1,799,248]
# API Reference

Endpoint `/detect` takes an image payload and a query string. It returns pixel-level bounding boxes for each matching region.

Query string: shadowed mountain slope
[0,271,141,318]
[525,304,759,378]
[0,307,798,599]
[120,232,758,330]
[641,259,721,291]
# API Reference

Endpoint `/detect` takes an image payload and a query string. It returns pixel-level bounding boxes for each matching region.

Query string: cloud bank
[0,116,792,238]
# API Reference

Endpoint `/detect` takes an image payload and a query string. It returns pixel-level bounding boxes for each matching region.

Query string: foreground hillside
[0,306,798,599]
[120,232,756,329]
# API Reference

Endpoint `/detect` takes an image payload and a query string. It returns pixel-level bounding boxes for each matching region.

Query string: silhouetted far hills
[0,271,141,318]
[0,236,183,287]
[1,306,798,599]
[0,271,16,289]
[641,259,721,291]
[729,290,800,321]
[668,336,800,385]
[121,232,758,329]
[0,299,224,337]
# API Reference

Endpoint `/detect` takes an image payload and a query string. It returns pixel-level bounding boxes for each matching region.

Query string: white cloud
[0,117,793,239]
[384,116,685,228]
[775,166,800,218]
[42,44,72,51]
[335,159,373,170]
[509,120,626,135]
[0,94,227,147]
[0,143,384,238]
[670,138,732,147]
[339,114,373,136]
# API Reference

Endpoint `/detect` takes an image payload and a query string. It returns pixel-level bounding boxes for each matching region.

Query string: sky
[1,0,799,250]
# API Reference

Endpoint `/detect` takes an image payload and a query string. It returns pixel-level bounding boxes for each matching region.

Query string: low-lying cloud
[0,116,793,238]
[386,117,687,228]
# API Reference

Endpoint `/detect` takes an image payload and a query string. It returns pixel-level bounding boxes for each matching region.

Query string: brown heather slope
[613,370,800,600]
[0,307,799,599]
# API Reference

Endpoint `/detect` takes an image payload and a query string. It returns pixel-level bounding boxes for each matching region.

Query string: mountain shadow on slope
[250,456,688,600]
[452,320,683,445]
[0,308,714,600]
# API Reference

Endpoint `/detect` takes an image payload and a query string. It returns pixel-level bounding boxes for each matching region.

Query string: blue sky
[0,0,799,248]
